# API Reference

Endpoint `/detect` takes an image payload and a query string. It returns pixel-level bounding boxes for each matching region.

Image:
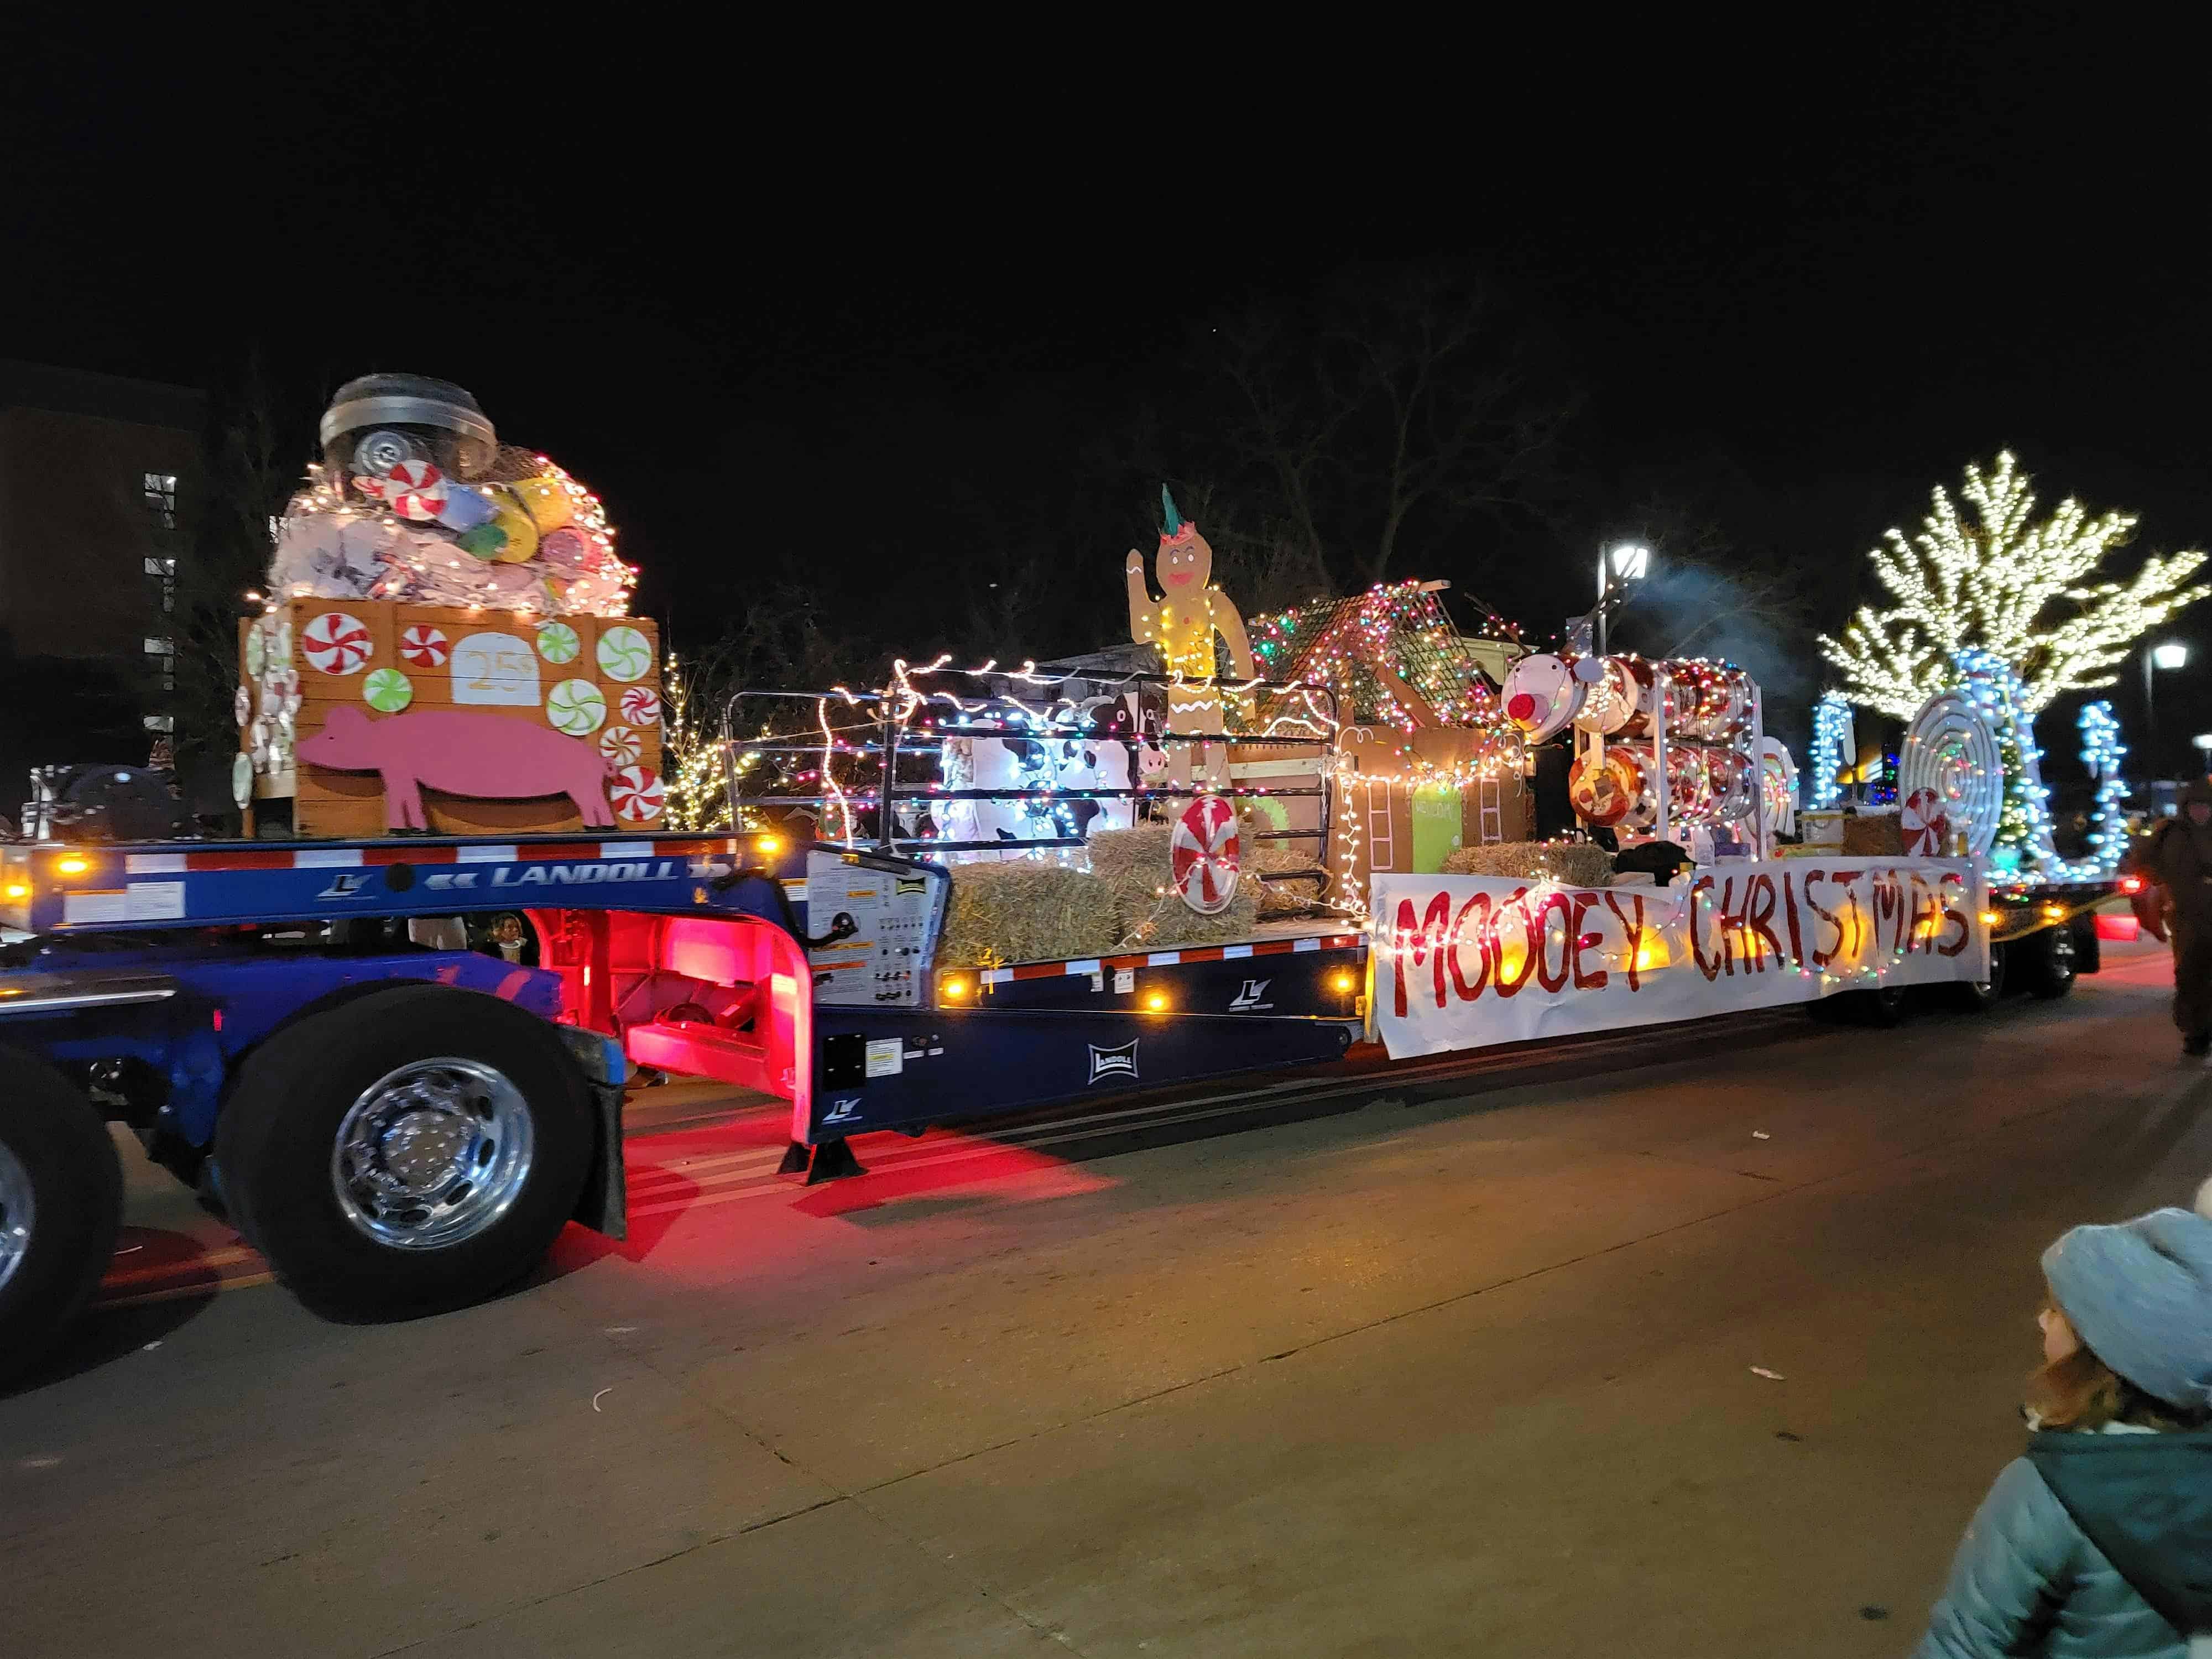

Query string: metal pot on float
[320,373,498,508]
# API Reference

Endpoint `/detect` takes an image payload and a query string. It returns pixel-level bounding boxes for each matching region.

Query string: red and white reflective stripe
[979,933,1360,985]
[123,837,738,875]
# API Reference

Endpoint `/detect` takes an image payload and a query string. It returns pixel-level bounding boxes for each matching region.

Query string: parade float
[235,375,663,838]
[0,450,2116,1378]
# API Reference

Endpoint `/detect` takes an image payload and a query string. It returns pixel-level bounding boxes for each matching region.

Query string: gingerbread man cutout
[1126,488,1253,788]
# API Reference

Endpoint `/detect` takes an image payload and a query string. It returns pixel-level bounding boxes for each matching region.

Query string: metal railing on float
[716,664,1343,900]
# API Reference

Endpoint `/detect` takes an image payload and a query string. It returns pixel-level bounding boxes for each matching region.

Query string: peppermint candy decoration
[301,611,373,674]
[231,753,253,808]
[598,724,643,766]
[382,460,448,523]
[398,624,450,667]
[596,624,653,682]
[619,686,660,727]
[546,678,607,735]
[362,667,414,713]
[1901,787,1951,858]
[609,765,664,822]
[535,621,581,664]
[1170,794,1241,915]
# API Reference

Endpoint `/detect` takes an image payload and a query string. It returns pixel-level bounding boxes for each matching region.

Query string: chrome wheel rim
[0,1140,34,1293]
[331,1059,533,1250]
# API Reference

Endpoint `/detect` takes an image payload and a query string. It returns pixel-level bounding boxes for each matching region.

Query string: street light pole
[1595,548,1609,657]
[2147,640,2190,786]
[2145,648,2158,780]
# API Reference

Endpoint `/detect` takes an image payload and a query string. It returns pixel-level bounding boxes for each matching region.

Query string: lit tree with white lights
[660,653,737,832]
[1819,453,2208,719]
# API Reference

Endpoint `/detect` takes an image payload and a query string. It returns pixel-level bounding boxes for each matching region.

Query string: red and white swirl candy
[619,686,660,727]
[1901,787,1950,857]
[398,624,450,667]
[381,460,449,523]
[610,765,664,822]
[301,611,373,675]
[598,725,643,767]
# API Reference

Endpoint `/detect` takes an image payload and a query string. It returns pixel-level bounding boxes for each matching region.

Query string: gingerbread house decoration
[1247,581,1531,888]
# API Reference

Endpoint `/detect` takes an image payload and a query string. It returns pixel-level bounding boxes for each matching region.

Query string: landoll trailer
[0,701,2109,1379]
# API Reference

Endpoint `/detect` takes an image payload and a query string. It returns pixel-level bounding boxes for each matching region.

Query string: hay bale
[936,861,1119,968]
[1243,813,1325,917]
[1087,822,1262,947]
[1440,840,1614,888]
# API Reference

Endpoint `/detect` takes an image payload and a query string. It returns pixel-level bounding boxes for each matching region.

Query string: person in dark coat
[1912,1180,2212,1658]
[2125,778,2212,1056]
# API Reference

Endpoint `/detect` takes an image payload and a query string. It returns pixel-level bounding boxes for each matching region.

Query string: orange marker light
[2041,904,2065,922]
[3,881,28,901]
[1146,993,1168,1011]
[942,977,970,1001]
[757,835,782,857]
[1979,910,2001,927]
[55,855,91,876]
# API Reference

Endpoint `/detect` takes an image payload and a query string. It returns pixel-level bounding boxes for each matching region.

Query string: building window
[144,554,176,613]
[143,471,178,529]
[144,635,176,693]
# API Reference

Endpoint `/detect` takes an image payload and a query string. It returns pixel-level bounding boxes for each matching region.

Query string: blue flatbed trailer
[0,826,2111,1382]
[0,830,1361,1380]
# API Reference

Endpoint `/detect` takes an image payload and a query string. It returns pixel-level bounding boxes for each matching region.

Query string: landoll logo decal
[1228,977,1273,1011]
[1086,1039,1140,1085]
[822,1096,863,1124]
[316,873,373,901]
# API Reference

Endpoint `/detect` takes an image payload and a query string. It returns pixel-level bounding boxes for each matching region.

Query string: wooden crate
[241,601,662,837]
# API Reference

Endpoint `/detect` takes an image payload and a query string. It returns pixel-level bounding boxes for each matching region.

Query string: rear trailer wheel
[1953,940,2010,1012]
[1834,983,1911,1026]
[215,985,592,1319]
[2022,922,2078,1000]
[0,1048,123,1387]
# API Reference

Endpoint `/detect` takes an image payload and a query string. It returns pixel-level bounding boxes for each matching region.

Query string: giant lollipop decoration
[1570,656,1640,734]
[1899,690,2004,857]
[1170,794,1241,915]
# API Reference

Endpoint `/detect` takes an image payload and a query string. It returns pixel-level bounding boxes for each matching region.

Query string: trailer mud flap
[560,1027,628,1240]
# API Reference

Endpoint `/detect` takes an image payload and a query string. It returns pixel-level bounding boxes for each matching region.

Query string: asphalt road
[4,936,2207,1658]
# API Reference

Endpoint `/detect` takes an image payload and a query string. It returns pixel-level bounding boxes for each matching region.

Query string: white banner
[1371,858,1989,1059]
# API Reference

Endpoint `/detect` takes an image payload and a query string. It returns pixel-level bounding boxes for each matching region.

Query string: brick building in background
[1,360,206,795]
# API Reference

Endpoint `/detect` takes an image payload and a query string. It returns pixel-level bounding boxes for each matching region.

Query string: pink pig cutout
[296,706,615,831]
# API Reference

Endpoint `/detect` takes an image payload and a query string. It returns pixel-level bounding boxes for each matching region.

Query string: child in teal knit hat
[1914,1179,2212,1658]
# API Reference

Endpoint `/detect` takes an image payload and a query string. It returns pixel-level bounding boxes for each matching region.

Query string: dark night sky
[6,11,2208,760]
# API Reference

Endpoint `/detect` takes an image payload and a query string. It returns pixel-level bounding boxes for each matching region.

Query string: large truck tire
[1833,983,1911,1026]
[2021,922,2078,1000]
[2069,910,2101,974]
[215,985,593,1320]
[1952,940,2009,1013]
[0,1047,123,1388]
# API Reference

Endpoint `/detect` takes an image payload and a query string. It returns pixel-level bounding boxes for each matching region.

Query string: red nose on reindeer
[1506,692,1536,722]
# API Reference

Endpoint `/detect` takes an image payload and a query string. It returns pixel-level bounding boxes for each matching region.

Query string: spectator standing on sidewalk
[2124,779,2212,1057]
[1913,1181,2212,1658]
